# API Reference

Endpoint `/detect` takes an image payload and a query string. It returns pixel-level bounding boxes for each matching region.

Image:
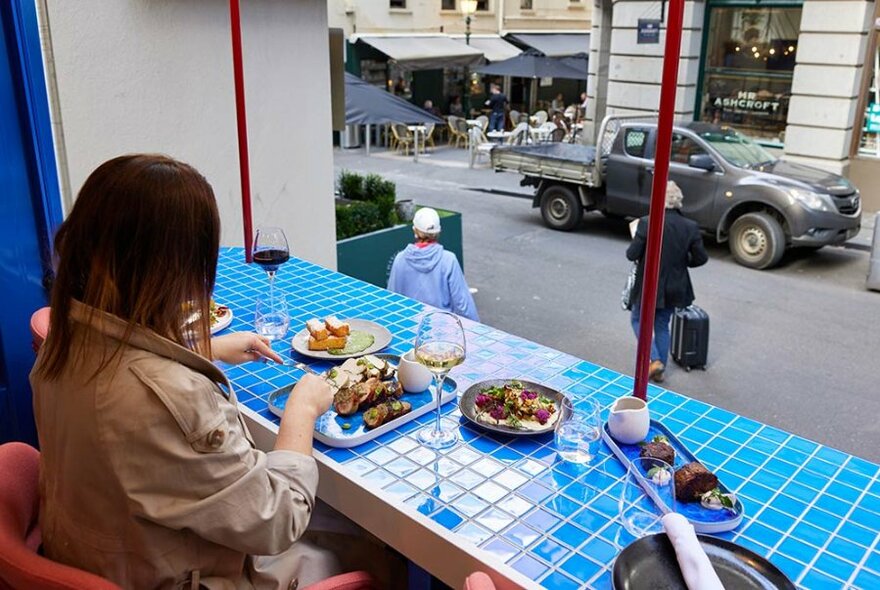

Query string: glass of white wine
[414,311,466,449]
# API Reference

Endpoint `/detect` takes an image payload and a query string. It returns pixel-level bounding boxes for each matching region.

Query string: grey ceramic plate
[290,319,392,360]
[459,379,569,436]
[612,533,795,590]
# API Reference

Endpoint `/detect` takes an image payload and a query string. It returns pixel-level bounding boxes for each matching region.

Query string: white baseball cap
[413,207,441,235]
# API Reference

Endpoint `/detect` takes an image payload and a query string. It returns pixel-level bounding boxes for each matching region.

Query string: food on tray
[473,380,558,430]
[639,435,675,468]
[325,316,350,337]
[674,461,719,502]
[306,319,328,341]
[700,488,736,511]
[329,355,403,417]
[646,465,672,487]
[305,317,371,353]
[363,400,412,429]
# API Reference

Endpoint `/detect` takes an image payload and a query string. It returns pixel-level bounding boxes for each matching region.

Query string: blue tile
[571,507,608,532]
[531,538,570,565]
[406,494,439,516]
[538,571,581,590]
[503,523,542,548]
[551,522,589,549]
[854,569,880,589]
[559,552,602,582]
[778,537,819,562]
[451,493,488,517]
[582,537,617,563]
[814,553,857,583]
[518,481,553,503]
[431,508,464,530]
[480,537,519,563]
[800,569,845,589]
[545,494,581,518]
[511,554,549,580]
[523,508,561,531]
[768,554,806,582]
[837,522,875,547]
[827,536,866,564]
[455,522,492,545]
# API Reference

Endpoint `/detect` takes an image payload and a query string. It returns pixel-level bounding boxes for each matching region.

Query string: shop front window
[698,4,802,145]
[858,32,880,156]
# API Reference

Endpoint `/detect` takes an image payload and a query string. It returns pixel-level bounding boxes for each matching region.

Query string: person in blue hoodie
[387,207,480,321]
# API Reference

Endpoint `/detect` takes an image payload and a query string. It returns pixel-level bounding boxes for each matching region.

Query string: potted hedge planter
[335,171,463,288]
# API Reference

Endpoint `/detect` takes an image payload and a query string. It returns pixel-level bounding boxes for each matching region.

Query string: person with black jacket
[626,181,708,382]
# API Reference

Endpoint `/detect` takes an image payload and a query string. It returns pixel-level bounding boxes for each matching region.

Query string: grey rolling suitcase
[671,305,709,371]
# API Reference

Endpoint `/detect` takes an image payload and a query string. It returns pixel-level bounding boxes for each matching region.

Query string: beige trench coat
[31,301,328,589]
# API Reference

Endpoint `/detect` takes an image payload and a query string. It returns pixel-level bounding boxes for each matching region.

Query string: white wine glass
[252,227,290,299]
[414,311,466,449]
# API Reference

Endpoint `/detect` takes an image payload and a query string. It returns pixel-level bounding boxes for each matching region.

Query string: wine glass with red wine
[253,227,290,285]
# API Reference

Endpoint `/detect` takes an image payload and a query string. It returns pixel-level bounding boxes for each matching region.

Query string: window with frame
[521,0,533,9]
[669,134,707,164]
[442,0,455,9]
[477,0,489,10]
[390,0,406,8]
[624,129,649,158]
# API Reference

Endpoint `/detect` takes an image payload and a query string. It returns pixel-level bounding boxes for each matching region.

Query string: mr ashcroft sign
[713,91,781,116]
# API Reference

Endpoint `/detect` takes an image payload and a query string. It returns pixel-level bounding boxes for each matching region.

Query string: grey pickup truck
[491,116,862,269]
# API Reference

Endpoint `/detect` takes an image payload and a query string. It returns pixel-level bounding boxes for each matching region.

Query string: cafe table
[215,248,880,590]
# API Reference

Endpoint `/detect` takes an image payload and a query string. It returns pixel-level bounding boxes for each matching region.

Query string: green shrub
[335,201,384,240]
[338,170,365,201]
[364,173,396,226]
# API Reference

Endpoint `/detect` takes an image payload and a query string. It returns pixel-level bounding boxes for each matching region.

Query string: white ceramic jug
[607,396,650,445]
[397,350,433,393]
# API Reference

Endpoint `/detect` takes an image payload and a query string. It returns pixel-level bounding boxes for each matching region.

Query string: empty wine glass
[254,292,290,342]
[414,311,466,449]
[252,227,290,295]
[555,397,602,464]
[619,457,676,537]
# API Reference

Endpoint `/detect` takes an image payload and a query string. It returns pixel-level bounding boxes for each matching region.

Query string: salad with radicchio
[474,380,559,431]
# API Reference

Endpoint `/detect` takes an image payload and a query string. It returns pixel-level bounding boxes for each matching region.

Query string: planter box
[337,208,463,288]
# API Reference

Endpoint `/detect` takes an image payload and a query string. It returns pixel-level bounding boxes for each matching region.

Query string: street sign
[866,103,880,133]
[638,19,661,44]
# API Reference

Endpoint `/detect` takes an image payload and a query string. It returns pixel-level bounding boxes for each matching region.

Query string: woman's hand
[286,374,333,421]
[211,332,283,365]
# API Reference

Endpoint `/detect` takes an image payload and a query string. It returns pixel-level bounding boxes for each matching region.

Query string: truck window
[669,134,707,164]
[624,129,649,158]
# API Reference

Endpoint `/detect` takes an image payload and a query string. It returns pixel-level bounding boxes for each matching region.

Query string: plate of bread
[291,316,393,360]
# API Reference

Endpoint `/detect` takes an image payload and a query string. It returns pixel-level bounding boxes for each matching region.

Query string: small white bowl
[397,350,433,393]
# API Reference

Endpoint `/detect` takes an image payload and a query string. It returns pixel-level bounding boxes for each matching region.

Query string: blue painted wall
[0,1,63,445]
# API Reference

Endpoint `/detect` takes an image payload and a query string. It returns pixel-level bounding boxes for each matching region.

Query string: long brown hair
[37,154,220,379]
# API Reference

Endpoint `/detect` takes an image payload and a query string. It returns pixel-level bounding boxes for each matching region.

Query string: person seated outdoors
[30,154,346,589]
[387,207,479,322]
[448,95,464,116]
[551,93,565,113]
[423,99,442,118]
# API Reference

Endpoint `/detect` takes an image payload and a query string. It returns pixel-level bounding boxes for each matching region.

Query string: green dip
[328,330,375,355]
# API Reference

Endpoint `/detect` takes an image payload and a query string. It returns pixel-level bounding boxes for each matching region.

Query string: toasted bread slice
[306,319,328,341]
[325,316,350,337]
[308,335,347,351]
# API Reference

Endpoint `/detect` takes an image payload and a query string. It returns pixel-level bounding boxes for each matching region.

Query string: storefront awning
[355,35,483,71]
[508,33,591,57]
[450,35,521,62]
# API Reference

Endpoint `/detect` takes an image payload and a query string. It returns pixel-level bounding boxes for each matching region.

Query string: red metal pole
[229,0,254,263]
[633,0,685,401]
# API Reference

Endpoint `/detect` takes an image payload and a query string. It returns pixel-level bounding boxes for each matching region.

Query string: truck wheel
[540,186,582,231]
[729,212,785,269]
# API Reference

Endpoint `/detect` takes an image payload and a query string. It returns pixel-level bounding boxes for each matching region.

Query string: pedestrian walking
[388,207,479,321]
[485,84,508,132]
[626,181,708,382]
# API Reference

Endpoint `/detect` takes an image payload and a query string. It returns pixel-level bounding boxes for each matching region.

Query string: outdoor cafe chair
[508,110,521,127]
[533,110,549,126]
[422,123,436,152]
[475,115,489,132]
[454,118,471,149]
[549,127,567,142]
[508,122,530,146]
[391,124,414,156]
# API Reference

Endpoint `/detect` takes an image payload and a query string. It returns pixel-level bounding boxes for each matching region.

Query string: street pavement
[334,144,880,462]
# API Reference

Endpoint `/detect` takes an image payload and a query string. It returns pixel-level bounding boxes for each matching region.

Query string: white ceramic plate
[210,304,233,334]
[290,319,392,360]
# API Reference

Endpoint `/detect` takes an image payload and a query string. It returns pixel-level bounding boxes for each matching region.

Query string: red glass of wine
[253,227,291,341]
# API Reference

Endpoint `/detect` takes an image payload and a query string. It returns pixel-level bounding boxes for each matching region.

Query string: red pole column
[633,0,685,401]
[229,0,254,263]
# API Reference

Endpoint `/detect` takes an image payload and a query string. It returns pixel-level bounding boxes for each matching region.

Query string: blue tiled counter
[216,249,880,590]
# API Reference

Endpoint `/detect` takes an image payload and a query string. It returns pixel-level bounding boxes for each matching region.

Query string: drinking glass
[414,311,466,449]
[619,457,675,537]
[555,396,601,464]
[254,292,290,342]
[252,227,290,297]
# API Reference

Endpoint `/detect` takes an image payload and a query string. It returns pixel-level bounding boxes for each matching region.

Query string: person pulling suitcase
[625,181,708,382]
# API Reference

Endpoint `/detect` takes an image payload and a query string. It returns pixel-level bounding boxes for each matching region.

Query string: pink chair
[463,572,497,590]
[0,442,122,590]
[29,307,50,352]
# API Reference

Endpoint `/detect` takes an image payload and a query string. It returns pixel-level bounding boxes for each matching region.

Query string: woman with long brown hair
[31,154,335,589]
